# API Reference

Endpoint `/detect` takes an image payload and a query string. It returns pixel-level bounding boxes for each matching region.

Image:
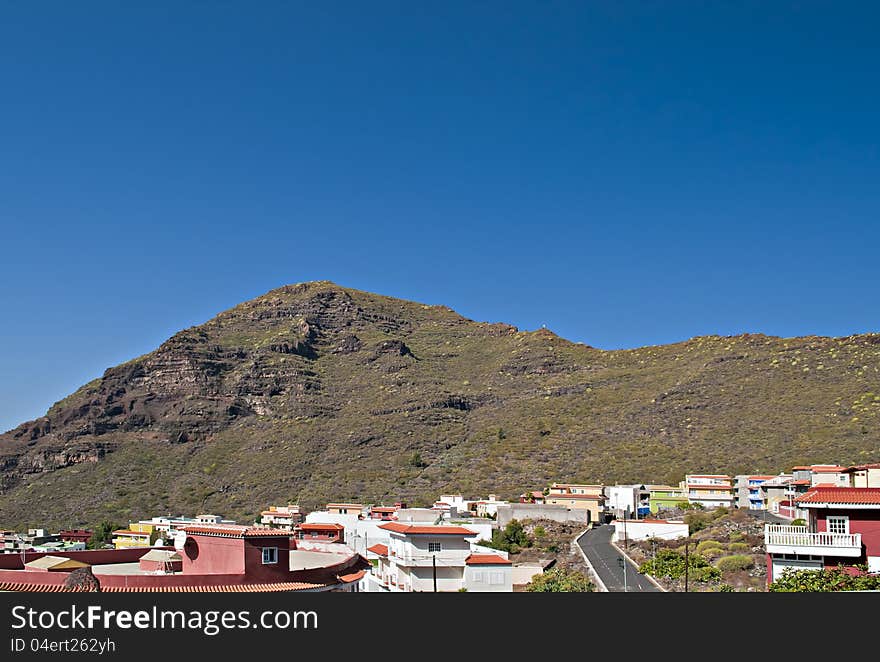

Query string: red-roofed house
[58,530,92,544]
[519,490,546,505]
[545,484,607,523]
[684,475,735,509]
[368,506,400,521]
[260,504,303,530]
[808,465,851,487]
[764,486,880,583]
[844,464,880,488]
[463,554,512,592]
[294,523,344,543]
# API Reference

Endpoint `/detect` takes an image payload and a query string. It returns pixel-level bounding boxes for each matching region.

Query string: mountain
[2,281,879,529]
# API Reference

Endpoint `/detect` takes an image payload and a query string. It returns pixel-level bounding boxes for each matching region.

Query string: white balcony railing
[764,525,862,557]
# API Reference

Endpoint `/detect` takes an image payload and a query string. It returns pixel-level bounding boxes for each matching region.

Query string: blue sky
[1,2,878,432]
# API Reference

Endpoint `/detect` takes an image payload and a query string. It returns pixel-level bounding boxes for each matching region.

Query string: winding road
[577,524,661,592]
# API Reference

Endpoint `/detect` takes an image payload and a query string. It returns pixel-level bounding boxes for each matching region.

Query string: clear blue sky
[2,2,879,432]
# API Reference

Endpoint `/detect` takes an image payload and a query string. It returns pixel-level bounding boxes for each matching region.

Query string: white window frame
[427,541,442,553]
[262,547,278,564]
[827,516,849,535]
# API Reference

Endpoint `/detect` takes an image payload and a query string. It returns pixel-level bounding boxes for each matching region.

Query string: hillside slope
[2,281,879,528]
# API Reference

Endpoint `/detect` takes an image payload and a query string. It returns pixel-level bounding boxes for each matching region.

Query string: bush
[691,566,722,582]
[728,531,745,542]
[695,540,723,554]
[526,567,594,592]
[769,565,880,592]
[728,542,750,553]
[791,518,807,527]
[639,549,717,581]
[702,547,725,560]
[716,555,755,572]
[718,583,735,592]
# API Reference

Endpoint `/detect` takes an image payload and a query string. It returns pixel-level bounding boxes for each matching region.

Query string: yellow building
[545,483,607,524]
[112,522,155,549]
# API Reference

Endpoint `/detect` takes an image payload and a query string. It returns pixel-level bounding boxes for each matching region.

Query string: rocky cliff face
[1,281,879,529]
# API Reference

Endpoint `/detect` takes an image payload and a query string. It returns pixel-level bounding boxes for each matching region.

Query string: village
[0,462,878,593]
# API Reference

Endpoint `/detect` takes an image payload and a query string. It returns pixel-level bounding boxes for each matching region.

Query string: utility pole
[684,538,689,593]
[432,555,437,592]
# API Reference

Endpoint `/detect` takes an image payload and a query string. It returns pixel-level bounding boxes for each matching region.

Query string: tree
[88,521,121,549]
[526,567,594,592]
[478,519,533,553]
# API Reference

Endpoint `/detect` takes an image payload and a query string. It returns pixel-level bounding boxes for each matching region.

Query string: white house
[259,504,303,530]
[685,475,735,509]
[463,554,512,592]
[369,522,512,592]
[473,495,509,518]
[607,485,651,519]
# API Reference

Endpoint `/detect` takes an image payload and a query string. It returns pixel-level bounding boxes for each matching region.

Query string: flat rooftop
[87,550,354,576]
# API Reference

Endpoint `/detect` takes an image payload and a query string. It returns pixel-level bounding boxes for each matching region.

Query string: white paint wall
[464,565,512,592]
[612,520,688,542]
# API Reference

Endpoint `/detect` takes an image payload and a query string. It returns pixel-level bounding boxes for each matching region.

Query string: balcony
[764,525,862,557]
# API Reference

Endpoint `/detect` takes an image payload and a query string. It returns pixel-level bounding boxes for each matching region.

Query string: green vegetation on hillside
[1,281,879,528]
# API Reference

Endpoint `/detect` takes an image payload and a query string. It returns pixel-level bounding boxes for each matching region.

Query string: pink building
[0,524,368,593]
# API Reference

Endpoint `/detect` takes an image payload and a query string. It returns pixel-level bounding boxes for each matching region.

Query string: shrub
[728,542,750,553]
[769,565,880,592]
[526,567,594,592]
[702,547,725,560]
[791,518,807,527]
[695,540,723,554]
[718,583,735,592]
[691,566,722,582]
[639,549,716,581]
[728,531,745,542]
[716,555,755,573]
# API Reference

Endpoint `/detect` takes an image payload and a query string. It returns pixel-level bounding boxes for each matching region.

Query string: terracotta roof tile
[181,525,293,538]
[465,554,512,565]
[338,570,366,583]
[796,487,880,506]
[367,544,388,556]
[296,523,344,531]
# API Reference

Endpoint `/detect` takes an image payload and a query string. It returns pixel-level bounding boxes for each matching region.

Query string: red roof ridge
[796,486,880,505]
[181,525,293,538]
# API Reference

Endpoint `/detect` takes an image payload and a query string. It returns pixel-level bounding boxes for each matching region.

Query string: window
[490,572,504,585]
[262,547,278,564]
[472,571,484,583]
[827,516,849,535]
[428,542,442,553]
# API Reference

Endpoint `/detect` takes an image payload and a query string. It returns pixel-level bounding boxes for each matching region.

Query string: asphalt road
[577,524,661,592]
